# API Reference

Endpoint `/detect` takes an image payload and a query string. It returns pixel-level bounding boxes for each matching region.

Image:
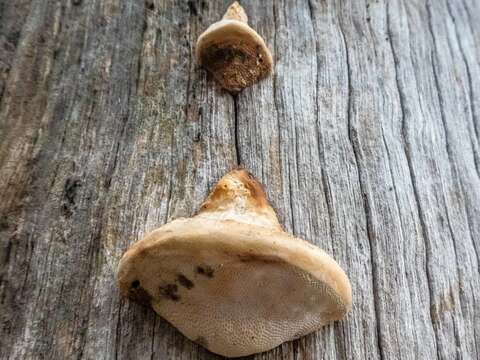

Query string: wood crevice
[233,94,241,166]
[425,2,479,356]
[337,9,384,360]
[385,2,440,357]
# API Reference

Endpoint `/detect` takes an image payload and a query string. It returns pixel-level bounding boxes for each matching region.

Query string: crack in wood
[337,11,384,360]
[233,94,241,166]
[384,3,441,359]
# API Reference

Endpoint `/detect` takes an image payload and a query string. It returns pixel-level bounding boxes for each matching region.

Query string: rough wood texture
[1,0,479,359]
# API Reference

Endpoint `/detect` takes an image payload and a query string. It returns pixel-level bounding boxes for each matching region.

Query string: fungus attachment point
[118,169,352,358]
[196,2,273,93]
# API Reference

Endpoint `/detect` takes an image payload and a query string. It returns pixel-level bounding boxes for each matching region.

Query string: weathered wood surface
[1,0,479,359]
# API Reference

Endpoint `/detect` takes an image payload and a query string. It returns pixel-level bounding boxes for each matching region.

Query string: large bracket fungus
[118,169,351,357]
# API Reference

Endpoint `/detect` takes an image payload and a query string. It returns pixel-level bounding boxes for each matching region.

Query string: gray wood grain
[0,0,478,359]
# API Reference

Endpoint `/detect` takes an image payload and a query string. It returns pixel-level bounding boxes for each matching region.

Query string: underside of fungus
[117,169,352,358]
[196,2,273,92]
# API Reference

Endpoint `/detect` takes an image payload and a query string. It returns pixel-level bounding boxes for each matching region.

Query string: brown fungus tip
[195,2,273,92]
[117,169,351,358]
[223,2,248,23]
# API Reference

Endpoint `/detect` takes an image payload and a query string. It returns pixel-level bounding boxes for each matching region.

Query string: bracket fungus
[117,169,352,358]
[195,2,273,92]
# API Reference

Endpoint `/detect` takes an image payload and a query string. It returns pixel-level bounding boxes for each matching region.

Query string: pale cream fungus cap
[196,2,274,92]
[117,169,352,358]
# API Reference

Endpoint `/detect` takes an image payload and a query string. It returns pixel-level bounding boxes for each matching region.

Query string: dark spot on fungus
[196,265,214,278]
[195,336,208,348]
[159,284,180,301]
[131,280,140,288]
[238,254,279,264]
[177,274,194,289]
[203,46,247,68]
[128,285,152,306]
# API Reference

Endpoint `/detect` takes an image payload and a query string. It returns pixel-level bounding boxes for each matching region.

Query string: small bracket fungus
[118,169,352,358]
[195,2,274,92]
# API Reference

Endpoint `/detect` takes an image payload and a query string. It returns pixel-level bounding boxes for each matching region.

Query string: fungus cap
[118,169,352,358]
[195,2,273,92]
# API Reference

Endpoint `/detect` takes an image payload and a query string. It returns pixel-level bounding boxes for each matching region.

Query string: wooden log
[0,0,478,359]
